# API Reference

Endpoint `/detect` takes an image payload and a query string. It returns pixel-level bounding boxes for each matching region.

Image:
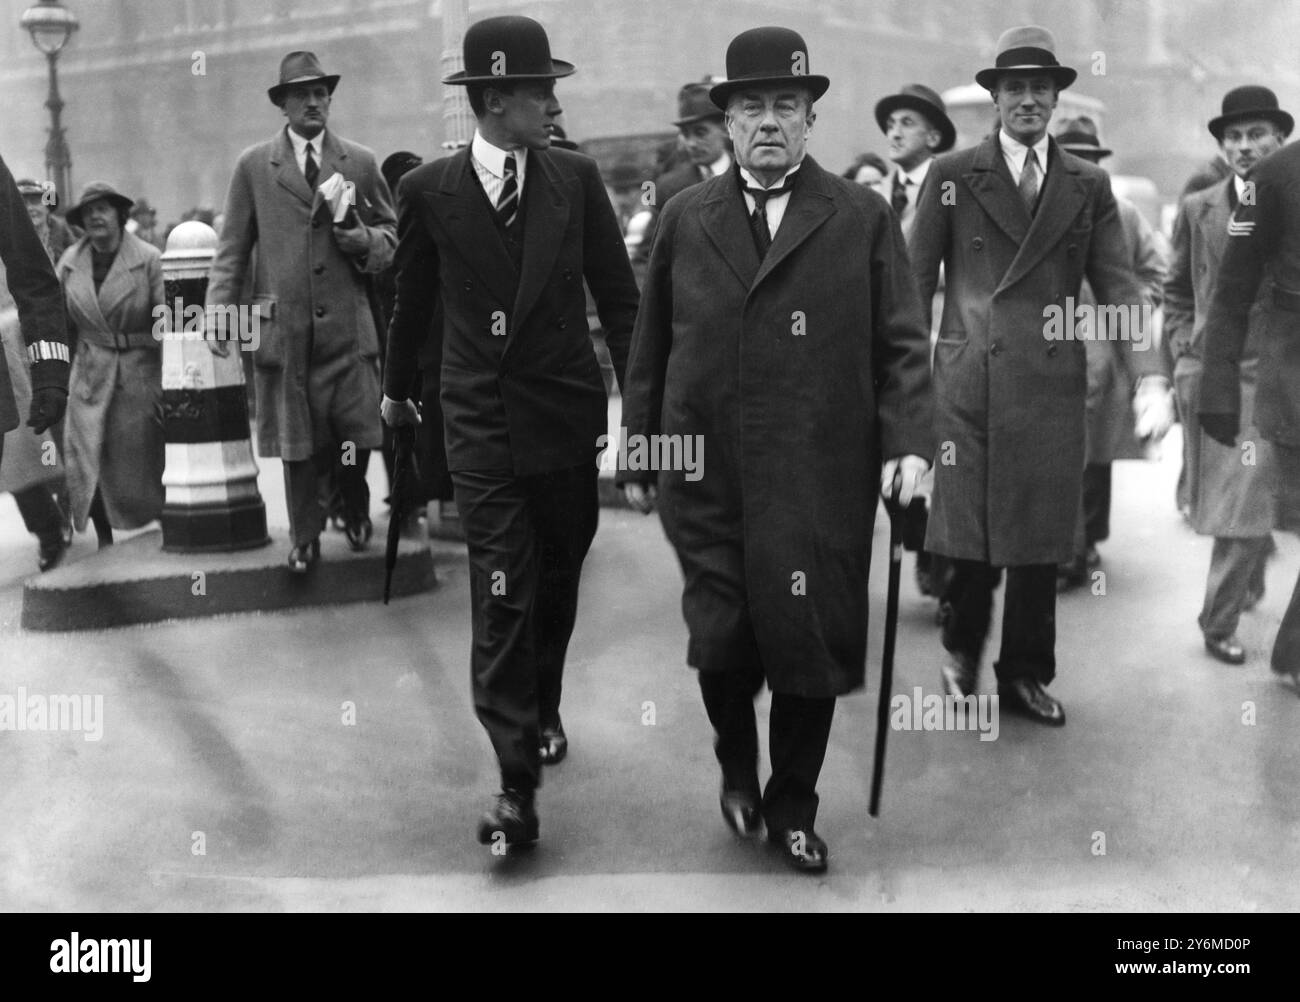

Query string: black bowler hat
[709,26,830,110]
[874,83,956,153]
[67,181,134,230]
[1056,116,1112,160]
[442,15,574,85]
[1208,85,1294,142]
[673,82,724,126]
[975,25,1077,91]
[267,51,340,106]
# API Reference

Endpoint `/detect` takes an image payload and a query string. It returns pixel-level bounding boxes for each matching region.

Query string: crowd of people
[2,15,1296,874]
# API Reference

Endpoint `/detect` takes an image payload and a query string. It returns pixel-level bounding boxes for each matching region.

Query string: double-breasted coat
[1165,174,1274,537]
[207,127,396,461]
[57,232,166,530]
[909,135,1165,566]
[618,157,934,698]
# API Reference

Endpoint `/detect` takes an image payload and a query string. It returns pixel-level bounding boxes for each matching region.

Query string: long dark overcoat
[619,156,933,698]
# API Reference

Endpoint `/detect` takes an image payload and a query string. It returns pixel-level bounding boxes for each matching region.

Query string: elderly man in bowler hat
[207,51,396,573]
[1172,86,1292,666]
[620,26,933,872]
[909,26,1173,725]
[382,16,639,847]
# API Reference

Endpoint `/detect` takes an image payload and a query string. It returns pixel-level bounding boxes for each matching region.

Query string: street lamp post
[20,1,78,211]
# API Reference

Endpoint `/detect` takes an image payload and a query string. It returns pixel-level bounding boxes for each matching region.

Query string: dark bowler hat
[1055,116,1112,159]
[975,25,1077,91]
[709,26,830,110]
[674,82,724,126]
[874,83,956,153]
[1208,85,1294,142]
[442,15,574,85]
[67,181,134,230]
[267,51,340,106]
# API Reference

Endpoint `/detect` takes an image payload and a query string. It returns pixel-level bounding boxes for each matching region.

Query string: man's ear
[805,110,816,133]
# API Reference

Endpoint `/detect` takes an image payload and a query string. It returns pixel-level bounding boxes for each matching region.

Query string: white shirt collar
[1233,173,1249,203]
[999,128,1050,174]
[896,156,934,188]
[707,151,732,177]
[472,130,528,186]
[288,126,323,158]
[738,160,803,191]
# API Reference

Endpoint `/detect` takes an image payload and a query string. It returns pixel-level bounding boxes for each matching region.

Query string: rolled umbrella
[869,491,908,818]
[383,422,420,605]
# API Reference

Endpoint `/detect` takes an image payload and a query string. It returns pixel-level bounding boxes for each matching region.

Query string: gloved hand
[880,454,929,509]
[1199,412,1240,448]
[27,386,67,434]
[1133,377,1174,442]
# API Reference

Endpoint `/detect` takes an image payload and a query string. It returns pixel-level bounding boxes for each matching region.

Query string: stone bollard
[158,221,269,552]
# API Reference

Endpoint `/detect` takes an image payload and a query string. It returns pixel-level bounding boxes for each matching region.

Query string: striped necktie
[1018,149,1040,214]
[304,144,319,189]
[891,172,909,216]
[497,153,519,229]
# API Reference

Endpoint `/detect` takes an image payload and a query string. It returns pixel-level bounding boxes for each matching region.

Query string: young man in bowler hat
[620,26,933,872]
[382,15,639,846]
[909,26,1173,725]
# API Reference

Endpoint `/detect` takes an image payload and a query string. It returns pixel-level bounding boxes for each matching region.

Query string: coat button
[464,280,473,291]
[313,265,325,275]
[972,237,983,250]
[990,342,1001,356]
[1067,243,1078,256]
[1047,343,1058,357]
[563,269,574,280]
[315,307,325,318]
[312,219,320,229]
[557,318,568,330]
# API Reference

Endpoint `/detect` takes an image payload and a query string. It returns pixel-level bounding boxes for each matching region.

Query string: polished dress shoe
[768,827,828,873]
[998,678,1066,726]
[476,788,539,846]
[1204,635,1246,665]
[344,516,373,552]
[539,720,567,765]
[940,651,976,698]
[37,534,69,572]
[719,784,763,838]
[287,538,321,574]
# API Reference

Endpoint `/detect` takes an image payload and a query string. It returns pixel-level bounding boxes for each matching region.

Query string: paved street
[1,431,1297,912]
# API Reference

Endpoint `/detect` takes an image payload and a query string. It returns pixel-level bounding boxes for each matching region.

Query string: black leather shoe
[37,535,69,572]
[287,538,321,574]
[476,789,539,846]
[940,651,976,698]
[768,827,828,873]
[345,516,373,552]
[1204,635,1246,665]
[1056,558,1089,593]
[720,785,763,838]
[998,678,1066,726]
[539,721,567,765]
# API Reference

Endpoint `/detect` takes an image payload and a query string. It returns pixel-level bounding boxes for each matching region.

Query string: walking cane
[869,477,906,818]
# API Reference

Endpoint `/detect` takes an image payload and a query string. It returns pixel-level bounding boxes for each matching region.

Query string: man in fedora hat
[382,15,639,847]
[909,26,1172,725]
[620,26,933,873]
[633,81,734,267]
[1175,86,1292,667]
[876,83,956,242]
[1053,116,1167,592]
[207,50,396,573]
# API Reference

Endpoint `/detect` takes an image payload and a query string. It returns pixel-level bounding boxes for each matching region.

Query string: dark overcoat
[909,136,1165,566]
[618,157,933,698]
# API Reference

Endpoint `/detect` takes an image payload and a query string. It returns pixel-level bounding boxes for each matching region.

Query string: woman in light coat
[57,182,165,544]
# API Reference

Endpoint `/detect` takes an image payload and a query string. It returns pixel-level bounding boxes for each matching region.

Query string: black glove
[27,386,67,435]
[1199,411,1239,448]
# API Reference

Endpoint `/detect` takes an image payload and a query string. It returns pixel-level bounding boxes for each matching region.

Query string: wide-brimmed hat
[267,51,340,106]
[1055,116,1111,159]
[874,83,956,153]
[975,25,1077,91]
[674,82,724,126]
[67,181,133,230]
[1208,85,1294,142]
[709,26,829,110]
[442,15,574,85]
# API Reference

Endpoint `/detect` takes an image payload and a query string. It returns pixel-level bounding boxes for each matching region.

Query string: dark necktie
[745,176,794,257]
[497,153,520,230]
[304,144,319,189]
[891,172,909,216]
[1018,149,1040,214]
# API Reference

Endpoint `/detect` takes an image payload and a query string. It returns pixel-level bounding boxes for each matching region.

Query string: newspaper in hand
[317,172,356,225]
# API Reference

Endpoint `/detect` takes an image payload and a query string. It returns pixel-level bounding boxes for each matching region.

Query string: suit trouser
[1274,444,1300,673]
[940,560,1058,683]
[1082,463,1112,547]
[1198,536,1271,641]
[697,665,835,833]
[454,463,598,794]
[283,447,370,547]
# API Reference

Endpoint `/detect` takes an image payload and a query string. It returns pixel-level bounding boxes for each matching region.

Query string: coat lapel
[963,134,1030,248]
[271,128,315,208]
[699,173,760,291]
[508,150,570,348]
[999,139,1089,294]
[752,156,836,293]
[311,130,350,220]
[61,240,111,334]
[95,234,148,324]
[431,149,518,309]
[1197,177,1233,272]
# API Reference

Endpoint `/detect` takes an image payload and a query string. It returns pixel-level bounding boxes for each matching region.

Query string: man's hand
[27,386,67,434]
[1200,412,1240,448]
[381,394,420,428]
[880,454,929,508]
[1134,376,1174,442]
[332,221,369,258]
[623,483,658,514]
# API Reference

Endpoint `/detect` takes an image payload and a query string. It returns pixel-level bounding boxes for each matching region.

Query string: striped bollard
[158,221,269,552]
